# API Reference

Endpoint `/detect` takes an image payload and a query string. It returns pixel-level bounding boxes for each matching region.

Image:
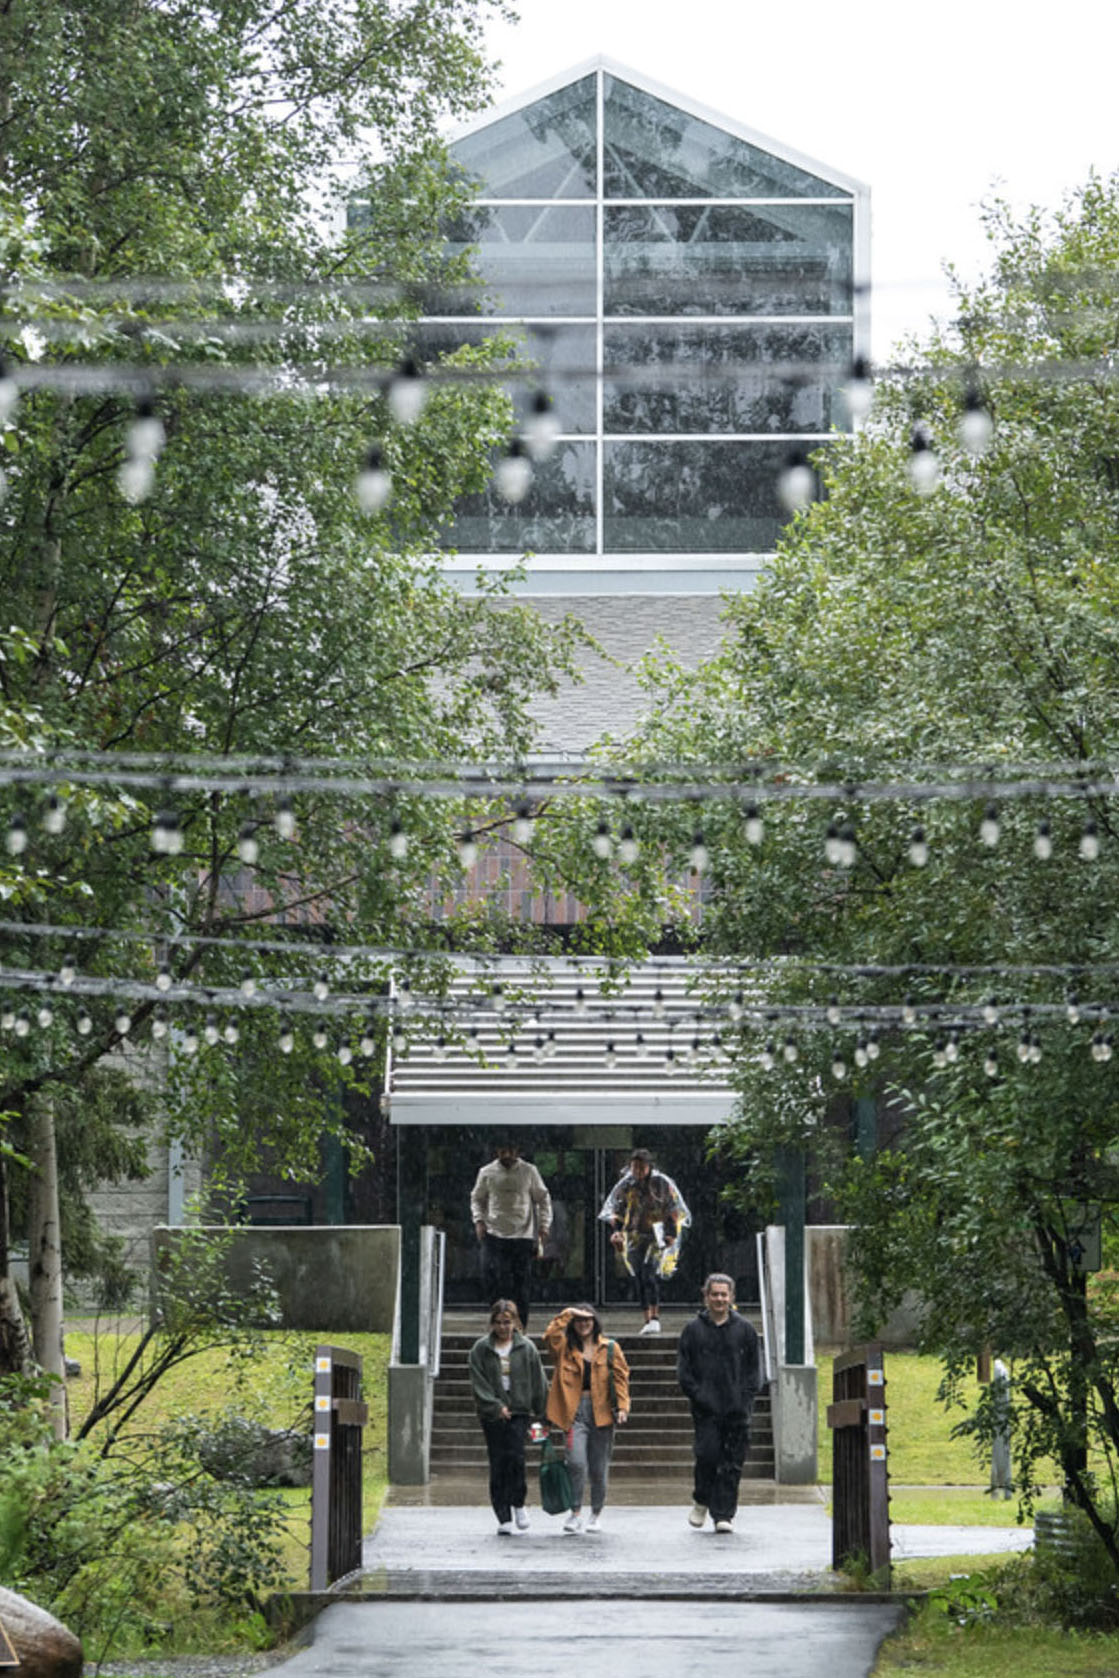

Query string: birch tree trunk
[28,1098,67,1438]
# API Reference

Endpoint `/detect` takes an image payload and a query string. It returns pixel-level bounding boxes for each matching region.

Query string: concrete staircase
[429,1325,775,1484]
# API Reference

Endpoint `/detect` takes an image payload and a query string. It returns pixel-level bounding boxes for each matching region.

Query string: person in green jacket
[468,1298,548,1535]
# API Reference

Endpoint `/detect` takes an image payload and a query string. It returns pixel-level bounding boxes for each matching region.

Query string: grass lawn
[65,1320,391,1590]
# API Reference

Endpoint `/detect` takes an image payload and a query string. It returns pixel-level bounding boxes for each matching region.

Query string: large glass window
[430,204,596,316]
[442,442,596,554]
[604,440,791,553]
[603,76,848,199]
[451,75,597,198]
[412,321,597,434]
[603,323,853,433]
[604,203,853,316]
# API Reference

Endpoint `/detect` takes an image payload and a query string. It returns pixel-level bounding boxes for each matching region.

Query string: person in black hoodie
[676,1273,761,1533]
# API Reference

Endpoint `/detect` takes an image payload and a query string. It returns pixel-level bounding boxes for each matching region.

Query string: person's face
[571,1312,595,1341]
[630,1157,651,1181]
[492,1310,516,1336]
[706,1282,733,1320]
[496,1145,519,1170]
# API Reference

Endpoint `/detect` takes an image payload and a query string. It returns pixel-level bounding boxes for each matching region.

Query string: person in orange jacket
[543,1303,630,1534]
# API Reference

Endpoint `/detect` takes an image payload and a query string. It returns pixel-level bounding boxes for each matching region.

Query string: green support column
[854,1096,877,1162]
[396,1125,426,1364]
[776,1146,806,1366]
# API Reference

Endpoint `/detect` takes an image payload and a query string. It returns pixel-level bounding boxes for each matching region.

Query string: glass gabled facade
[424,62,868,574]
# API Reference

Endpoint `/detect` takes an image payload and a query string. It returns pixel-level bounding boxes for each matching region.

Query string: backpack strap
[606,1338,618,1414]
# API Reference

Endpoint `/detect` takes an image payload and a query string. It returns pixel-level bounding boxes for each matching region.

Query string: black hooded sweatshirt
[677,1307,762,1419]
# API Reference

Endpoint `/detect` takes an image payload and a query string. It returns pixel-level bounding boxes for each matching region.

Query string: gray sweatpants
[568,1392,615,1513]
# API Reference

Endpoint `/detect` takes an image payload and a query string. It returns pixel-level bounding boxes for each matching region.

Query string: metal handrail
[755,1229,776,1384]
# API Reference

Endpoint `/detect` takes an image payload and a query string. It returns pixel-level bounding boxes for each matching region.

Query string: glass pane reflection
[410,322,596,434]
[603,77,847,199]
[605,203,852,316]
[451,76,597,198]
[604,440,807,552]
[442,442,596,553]
[603,324,853,432]
[428,204,596,316]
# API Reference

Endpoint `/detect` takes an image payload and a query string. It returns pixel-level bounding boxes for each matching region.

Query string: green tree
[0,0,603,1368]
[628,173,1119,1567]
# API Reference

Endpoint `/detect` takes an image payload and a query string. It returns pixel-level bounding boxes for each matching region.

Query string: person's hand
[610,1229,624,1249]
[616,1409,629,1426]
[475,1220,486,1242]
[499,1405,511,1421]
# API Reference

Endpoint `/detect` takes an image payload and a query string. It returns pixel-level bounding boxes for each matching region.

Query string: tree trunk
[28,1098,67,1437]
[0,1155,33,1377]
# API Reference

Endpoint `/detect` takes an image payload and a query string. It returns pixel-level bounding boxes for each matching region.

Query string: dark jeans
[691,1410,750,1523]
[480,1412,529,1522]
[481,1234,535,1329]
[630,1238,661,1310]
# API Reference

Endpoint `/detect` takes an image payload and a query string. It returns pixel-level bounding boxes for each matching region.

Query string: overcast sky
[476,0,1119,360]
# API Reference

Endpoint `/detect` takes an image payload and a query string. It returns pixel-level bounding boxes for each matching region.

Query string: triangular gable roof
[447,54,868,200]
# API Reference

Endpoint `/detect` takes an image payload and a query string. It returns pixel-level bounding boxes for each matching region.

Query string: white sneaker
[496,1520,513,1535]
[688,1503,707,1528]
[714,1519,734,1534]
[639,1318,662,1335]
[513,1507,530,1531]
[586,1513,601,1533]
[563,1512,583,1534]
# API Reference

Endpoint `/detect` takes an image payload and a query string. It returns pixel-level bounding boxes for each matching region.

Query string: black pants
[481,1234,535,1329]
[691,1410,750,1523]
[630,1238,661,1311]
[480,1413,529,1523]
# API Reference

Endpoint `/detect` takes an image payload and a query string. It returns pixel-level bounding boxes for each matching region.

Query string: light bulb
[854,1040,869,1069]
[635,1032,648,1060]
[743,802,764,846]
[979,803,1000,848]
[76,1008,92,1036]
[592,819,612,860]
[604,1041,617,1069]
[458,830,477,869]
[151,809,183,855]
[0,359,18,423]
[181,1027,199,1055]
[826,997,841,1027]
[932,1040,948,1069]
[729,991,744,1023]
[760,1041,776,1071]
[494,439,533,504]
[1028,1034,1042,1065]
[1080,819,1100,861]
[824,821,842,865]
[203,1014,220,1045]
[982,996,999,1025]
[959,388,993,456]
[574,986,587,1015]
[1067,994,1081,1025]
[223,1022,238,1044]
[908,824,928,867]
[114,1008,132,1037]
[6,814,27,856]
[156,965,173,992]
[275,798,296,840]
[531,1035,545,1064]
[239,972,256,998]
[843,356,873,422]
[388,357,426,426]
[356,444,392,513]
[983,1051,999,1078]
[43,795,66,835]
[545,1030,557,1058]
[236,823,259,865]
[618,824,639,865]
[388,818,408,860]
[837,822,857,869]
[128,400,165,462]
[524,390,559,462]
[37,1003,54,1029]
[1016,1032,1030,1064]
[278,1022,295,1054]
[1033,819,1052,861]
[665,1046,678,1076]
[902,996,917,1026]
[831,1053,847,1080]
[13,1009,30,1037]
[777,450,816,514]
[118,454,155,503]
[1102,1035,1115,1064]
[338,1043,353,1066]
[313,974,330,1001]
[0,1006,12,1031]
[491,982,505,1012]
[360,1027,376,1057]
[944,1032,960,1065]
[690,830,709,874]
[512,801,533,845]
[1091,1031,1106,1063]
[908,426,939,494]
[652,987,665,1021]
[312,1024,328,1050]
[783,1036,798,1064]
[866,1028,881,1061]
[151,1008,168,1040]
[58,958,76,988]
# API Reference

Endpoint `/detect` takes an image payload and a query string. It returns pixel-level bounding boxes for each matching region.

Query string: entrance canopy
[388,958,737,1128]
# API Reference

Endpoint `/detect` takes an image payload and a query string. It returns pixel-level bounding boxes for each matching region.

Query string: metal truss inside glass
[424,68,865,563]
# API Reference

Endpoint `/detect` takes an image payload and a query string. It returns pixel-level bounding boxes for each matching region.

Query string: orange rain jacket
[543,1308,631,1430]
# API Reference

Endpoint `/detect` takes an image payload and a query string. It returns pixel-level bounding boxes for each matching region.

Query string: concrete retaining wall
[152,1225,400,1332]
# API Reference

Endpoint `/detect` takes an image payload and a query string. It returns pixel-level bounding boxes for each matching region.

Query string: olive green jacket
[468,1330,548,1422]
